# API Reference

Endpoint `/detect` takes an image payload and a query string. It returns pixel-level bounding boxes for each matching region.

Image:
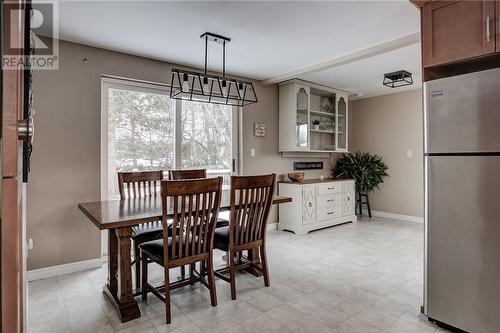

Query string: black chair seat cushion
[213,226,230,251]
[132,216,227,245]
[131,222,163,244]
[138,238,167,260]
[139,236,197,261]
[216,217,229,228]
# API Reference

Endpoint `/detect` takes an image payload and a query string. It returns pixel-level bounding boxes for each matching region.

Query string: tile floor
[28,217,452,333]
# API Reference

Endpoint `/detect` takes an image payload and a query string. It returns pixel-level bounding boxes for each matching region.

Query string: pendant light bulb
[238,82,245,96]
[182,73,189,92]
[222,80,227,96]
[203,76,209,93]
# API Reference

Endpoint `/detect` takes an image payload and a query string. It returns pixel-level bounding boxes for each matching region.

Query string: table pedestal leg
[103,227,140,322]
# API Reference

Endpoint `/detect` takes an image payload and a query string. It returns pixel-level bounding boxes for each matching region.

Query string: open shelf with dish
[278,79,349,154]
[310,129,335,134]
[310,110,336,117]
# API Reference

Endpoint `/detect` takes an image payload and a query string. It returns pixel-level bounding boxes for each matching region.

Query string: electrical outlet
[406,149,413,158]
[250,148,256,157]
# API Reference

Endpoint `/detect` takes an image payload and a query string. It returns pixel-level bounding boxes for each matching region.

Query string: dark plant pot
[356,191,372,218]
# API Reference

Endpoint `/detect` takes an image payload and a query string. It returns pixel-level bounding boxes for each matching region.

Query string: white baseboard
[267,222,278,231]
[361,209,423,223]
[28,257,107,282]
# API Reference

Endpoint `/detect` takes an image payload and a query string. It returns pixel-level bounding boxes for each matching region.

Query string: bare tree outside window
[181,101,233,186]
[107,88,174,198]
[106,84,236,197]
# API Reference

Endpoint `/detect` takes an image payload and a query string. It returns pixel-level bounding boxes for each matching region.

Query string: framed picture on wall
[254,122,265,137]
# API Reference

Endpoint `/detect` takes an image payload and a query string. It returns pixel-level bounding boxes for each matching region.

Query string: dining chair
[140,177,222,324]
[117,170,165,289]
[168,169,229,279]
[168,169,206,180]
[169,169,229,229]
[213,174,276,300]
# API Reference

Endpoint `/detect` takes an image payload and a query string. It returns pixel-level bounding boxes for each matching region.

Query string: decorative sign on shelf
[293,161,323,170]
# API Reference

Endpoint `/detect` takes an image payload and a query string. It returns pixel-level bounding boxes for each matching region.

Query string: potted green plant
[332,152,388,217]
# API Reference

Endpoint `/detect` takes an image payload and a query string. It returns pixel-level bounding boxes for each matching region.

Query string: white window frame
[100,76,240,256]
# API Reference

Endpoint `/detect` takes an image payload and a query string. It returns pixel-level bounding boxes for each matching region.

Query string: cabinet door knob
[327,211,334,215]
[18,116,34,143]
[308,202,312,207]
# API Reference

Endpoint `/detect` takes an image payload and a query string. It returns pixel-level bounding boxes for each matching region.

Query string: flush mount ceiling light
[383,70,413,88]
[170,32,258,107]
[350,92,365,98]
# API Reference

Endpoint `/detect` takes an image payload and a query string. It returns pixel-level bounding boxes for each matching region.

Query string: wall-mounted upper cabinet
[413,0,500,79]
[497,0,500,52]
[421,0,496,68]
[278,79,349,153]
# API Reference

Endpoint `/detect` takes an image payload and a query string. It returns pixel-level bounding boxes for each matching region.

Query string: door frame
[1,1,27,332]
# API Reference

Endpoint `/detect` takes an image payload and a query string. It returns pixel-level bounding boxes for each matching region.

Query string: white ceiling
[45,0,422,97]
[301,43,422,99]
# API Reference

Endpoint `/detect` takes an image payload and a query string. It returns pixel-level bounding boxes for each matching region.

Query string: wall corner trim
[267,222,279,231]
[361,209,423,223]
[27,257,107,282]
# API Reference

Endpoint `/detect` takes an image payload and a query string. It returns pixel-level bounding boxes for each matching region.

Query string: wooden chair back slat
[191,193,200,255]
[161,177,222,263]
[118,171,164,199]
[229,175,275,248]
[168,169,207,180]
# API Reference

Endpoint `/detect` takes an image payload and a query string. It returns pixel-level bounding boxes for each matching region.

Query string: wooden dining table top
[78,192,292,230]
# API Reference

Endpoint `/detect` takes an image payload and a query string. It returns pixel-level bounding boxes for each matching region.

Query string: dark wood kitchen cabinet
[420,0,496,68]
[497,0,500,52]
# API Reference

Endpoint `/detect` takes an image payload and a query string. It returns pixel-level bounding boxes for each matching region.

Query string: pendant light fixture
[383,70,413,88]
[170,32,258,106]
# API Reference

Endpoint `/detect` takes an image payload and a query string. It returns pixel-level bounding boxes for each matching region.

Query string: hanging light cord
[204,35,208,76]
[203,35,227,78]
[223,40,226,78]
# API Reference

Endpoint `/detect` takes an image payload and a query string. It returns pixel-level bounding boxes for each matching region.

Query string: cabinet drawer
[318,183,343,195]
[317,207,342,221]
[318,194,342,208]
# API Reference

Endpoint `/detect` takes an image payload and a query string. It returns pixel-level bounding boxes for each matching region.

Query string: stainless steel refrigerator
[424,67,500,333]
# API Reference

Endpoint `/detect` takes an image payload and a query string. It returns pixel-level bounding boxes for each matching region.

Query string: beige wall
[29,40,335,270]
[350,90,423,217]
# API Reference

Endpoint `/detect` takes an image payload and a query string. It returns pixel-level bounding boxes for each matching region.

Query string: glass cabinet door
[296,87,309,148]
[336,96,347,151]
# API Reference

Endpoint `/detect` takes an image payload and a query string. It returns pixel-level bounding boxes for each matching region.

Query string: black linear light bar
[170,32,258,107]
[383,70,413,88]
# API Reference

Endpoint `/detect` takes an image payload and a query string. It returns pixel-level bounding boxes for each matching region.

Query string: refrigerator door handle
[486,16,491,42]
[423,156,430,315]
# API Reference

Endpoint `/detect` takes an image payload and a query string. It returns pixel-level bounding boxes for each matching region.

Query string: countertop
[278,178,355,185]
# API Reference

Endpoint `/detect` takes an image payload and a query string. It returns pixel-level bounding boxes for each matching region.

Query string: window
[101,77,239,200]
[180,101,234,181]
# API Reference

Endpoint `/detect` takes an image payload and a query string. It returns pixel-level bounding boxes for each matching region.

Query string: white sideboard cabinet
[278,179,357,235]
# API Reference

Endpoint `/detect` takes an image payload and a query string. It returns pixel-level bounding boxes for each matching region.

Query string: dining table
[78,190,292,322]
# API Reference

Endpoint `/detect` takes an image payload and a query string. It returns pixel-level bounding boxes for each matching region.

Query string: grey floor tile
[264,303,307,325]
[240,313,286,333]
[354,307,398,330]
[28,218,455,333]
